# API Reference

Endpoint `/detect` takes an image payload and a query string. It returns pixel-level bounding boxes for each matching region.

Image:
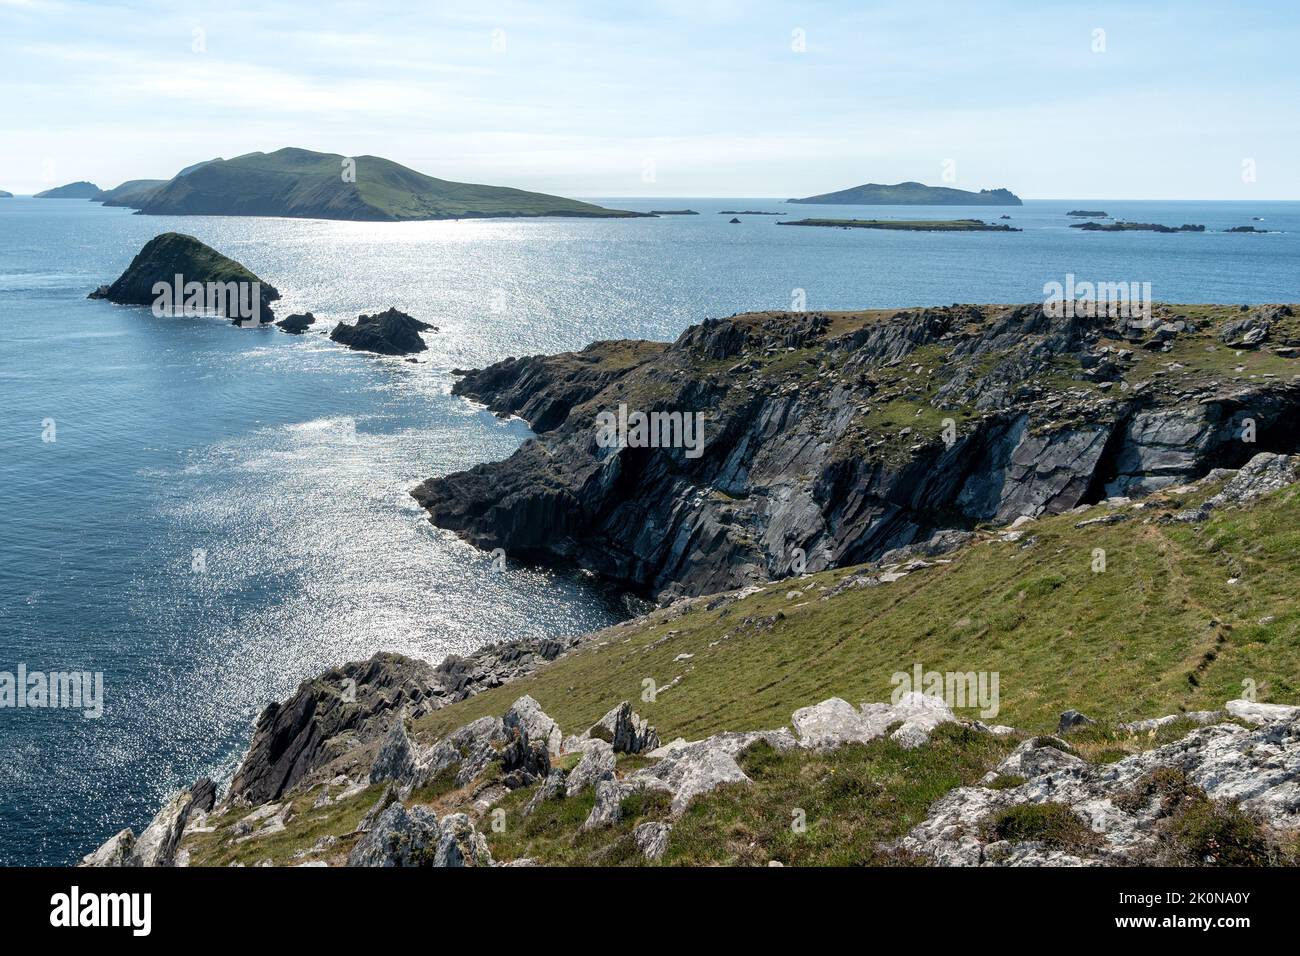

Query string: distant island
[0,190,12,198]
[718,210,780,215]
[649,209,698,215]
[99,147,644,221]
[1070,221,1204,233]
[1067,210,1108,217]
[94,179,169,206]
[778,218,1022,232]
[34,181,101,199]
[789,181,1022,206]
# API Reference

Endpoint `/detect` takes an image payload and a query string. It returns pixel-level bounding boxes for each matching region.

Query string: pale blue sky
[2,0,1297,198]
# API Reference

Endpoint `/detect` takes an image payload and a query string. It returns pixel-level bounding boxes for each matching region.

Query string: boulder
[330,307,436,355]
[346,803,440,867]
[1226,698,1300,725]
[505,695,564,755]
[79,829,136,867]
[634,821,671,861]
[433,813,493,867]
[627,741,745,815]
[791,697,877,749]
[565,739,616,797]
[585,701,660,754]
[1057,710,1095,734]
[1205,454,1298,510]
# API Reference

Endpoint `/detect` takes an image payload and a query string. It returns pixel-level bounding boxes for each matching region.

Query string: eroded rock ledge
[414,302,1300,600]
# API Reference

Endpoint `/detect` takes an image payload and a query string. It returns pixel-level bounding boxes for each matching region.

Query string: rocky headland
[79,299,1300,868]
[34,180,101,199]
[413,301,1299,601]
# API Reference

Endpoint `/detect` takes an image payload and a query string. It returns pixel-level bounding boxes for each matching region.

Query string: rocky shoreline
[78,299,1300,868]
[413,301,1300,601]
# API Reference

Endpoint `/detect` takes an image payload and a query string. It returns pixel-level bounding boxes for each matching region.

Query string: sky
[1,0,1298,199]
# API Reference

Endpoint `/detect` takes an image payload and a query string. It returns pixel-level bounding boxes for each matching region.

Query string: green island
[101,147,647,221]
[789,181,1022,206]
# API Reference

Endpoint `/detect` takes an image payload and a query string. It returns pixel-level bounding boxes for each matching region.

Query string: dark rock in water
[87,232,280,322]
[728,217,741,223]
[275,312,317,334]
[1070,221,1204,233]
[330,307,436,355]
[1057,710,1095,734]
[1066,210,1108,218]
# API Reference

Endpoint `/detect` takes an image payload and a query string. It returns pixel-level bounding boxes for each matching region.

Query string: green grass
[130,147,643,221]
[475,725,1017,867]
[413,477,1300,749]
[985,803,1100,851]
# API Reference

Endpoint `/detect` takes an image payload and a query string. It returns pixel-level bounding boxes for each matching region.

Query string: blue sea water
[1,195,1297,865]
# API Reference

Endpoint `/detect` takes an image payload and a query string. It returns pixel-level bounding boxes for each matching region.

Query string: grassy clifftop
[175,468,1300,867]
[414,473,1300,744]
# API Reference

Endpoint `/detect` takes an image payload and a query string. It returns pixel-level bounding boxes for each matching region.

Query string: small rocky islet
[89,233,434,355]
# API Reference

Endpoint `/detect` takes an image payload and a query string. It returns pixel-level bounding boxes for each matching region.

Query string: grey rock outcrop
[414,303,1300,599]
[900,709,1300,866]
[1225,698,1300,725]
[1057,710,1094,734]
[792,693,957,751]
[565,740,616,797]
[369,710,419,785]
[347,802,441,867]
[634,821,671,860]
[79,829,136,867]
[505,695,564,756]
[227,639,573,805]
[433,813,493,867]
[584,701,660,754]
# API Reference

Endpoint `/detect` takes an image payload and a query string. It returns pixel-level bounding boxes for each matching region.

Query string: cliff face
[413,302,1300,600]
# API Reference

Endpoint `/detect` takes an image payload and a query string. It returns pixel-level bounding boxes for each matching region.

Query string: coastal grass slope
[412,475,1300,745]
[173,470,1300,867]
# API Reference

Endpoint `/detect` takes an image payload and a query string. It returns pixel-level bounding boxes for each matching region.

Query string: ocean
[1,195,1297,864]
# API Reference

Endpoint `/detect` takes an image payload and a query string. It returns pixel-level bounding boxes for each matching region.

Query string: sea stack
[88,232,280,321]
